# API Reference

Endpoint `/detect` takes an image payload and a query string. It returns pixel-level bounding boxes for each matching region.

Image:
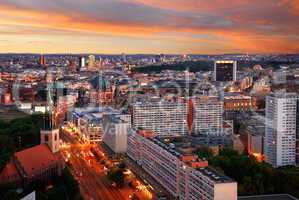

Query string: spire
[43,70,56,130]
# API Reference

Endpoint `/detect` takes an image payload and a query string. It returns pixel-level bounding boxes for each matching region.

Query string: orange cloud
[0,1,298,54]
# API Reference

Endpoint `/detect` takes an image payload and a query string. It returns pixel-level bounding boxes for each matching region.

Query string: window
[45,135,49,142]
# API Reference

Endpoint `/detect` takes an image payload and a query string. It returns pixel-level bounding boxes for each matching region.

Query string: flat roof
[197,167,234,183]
[238,194,298,200]
[150,136,234,183]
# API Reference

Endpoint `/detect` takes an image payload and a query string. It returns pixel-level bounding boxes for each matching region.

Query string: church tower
[40,71,60,153]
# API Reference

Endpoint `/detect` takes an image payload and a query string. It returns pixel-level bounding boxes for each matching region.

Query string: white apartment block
[103,114,130,153]
[131,100,188,136]
[193,96,223,133]
[265,92,297,167]
[72,107,130,143]
[131,97,224,136]
[127,129,237,200]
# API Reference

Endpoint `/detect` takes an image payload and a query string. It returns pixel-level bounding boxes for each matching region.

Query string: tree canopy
[199,148,299,197]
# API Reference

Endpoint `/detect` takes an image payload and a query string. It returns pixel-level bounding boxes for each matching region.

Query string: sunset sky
[0,0,299,54]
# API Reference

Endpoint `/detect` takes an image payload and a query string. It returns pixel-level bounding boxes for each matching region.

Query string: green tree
[107,167,125,187]
[208,148,299,198]
[197,146,213,159]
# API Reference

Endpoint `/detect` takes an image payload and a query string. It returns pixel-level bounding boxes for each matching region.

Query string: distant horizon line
[0,52,298,56]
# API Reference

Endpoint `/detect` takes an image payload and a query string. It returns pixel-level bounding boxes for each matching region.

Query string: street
[60,126,152,200]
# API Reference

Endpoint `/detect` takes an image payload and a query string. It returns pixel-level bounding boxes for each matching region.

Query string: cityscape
[1,1,299,200]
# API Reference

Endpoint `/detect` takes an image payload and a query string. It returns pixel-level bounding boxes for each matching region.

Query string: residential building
[192,96,223,133]
[102,114,130,153]
[131,99,188,136]
[264,92,297,167]
[72,107,130,143]
[127,129,237,200]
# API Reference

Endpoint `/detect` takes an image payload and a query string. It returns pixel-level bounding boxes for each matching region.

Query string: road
[60,130,128,200]
[60,128,152,200]
[123,157,172,199]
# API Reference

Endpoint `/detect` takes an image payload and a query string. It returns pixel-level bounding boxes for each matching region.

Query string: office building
[224,95,257,111]
[68,57,76,73]
[72,107,130,143]
[264,92,297,167]
[242,115,265,160]
[121,53,127,63]
[79,55,86,69]
[39,54,45,66]
[127,129,237,200]
[88,55,96,70]
[214,60,237,82]
[272,69,287,85]
[102,114,130,153]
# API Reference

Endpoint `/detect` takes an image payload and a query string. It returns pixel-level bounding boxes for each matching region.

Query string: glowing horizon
[0,0,299,54]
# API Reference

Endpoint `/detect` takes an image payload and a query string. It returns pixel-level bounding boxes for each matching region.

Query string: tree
[0,183,17,200]
[197,146,213,159]
[107,167,125,187]
[208,148,299,198]
[0,135,15,171]
[62,168,80,195]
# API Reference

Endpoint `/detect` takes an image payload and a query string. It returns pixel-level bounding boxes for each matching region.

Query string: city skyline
[1,0,299,54]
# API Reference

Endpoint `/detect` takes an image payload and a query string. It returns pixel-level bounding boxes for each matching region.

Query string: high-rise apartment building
[127,129,237,200]
[214,60,237,82]
[265,92,297,167]
[193,96,223,133]
[102,114,130,153]
[131,96,224,136]
[131,100,188,136]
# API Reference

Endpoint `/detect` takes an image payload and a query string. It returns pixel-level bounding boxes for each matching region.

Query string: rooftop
[150,135,234,183]
[73,107,119,117]
[269,92,298,98]
[0,161,20,181]
[197,166,233,183]
[238,194,298,200]
[14,144,60,178]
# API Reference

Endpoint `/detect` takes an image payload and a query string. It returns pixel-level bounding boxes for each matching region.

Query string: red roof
[0,161,20,183]
[14,144,60,177]
[137,130,156,138]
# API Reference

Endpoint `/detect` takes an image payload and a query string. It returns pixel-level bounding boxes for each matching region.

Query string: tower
[88,55,96,70]
[68,57,76,73]
[214,60,237,82]
[40,54,45,66]
[79,55,85,70]
[265,92,297,167]
[40,72,60,153]
[40,125,60,153]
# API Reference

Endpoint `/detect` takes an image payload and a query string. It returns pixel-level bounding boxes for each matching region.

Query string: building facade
[103,114,130,153]
[192,96,223,133]
[131,100,189,136]
[265,92,297,167]
[127,129,237,200]
[214,60,237,82]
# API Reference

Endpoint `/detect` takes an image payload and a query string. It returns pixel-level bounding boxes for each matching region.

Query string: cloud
[0,0,298,53]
